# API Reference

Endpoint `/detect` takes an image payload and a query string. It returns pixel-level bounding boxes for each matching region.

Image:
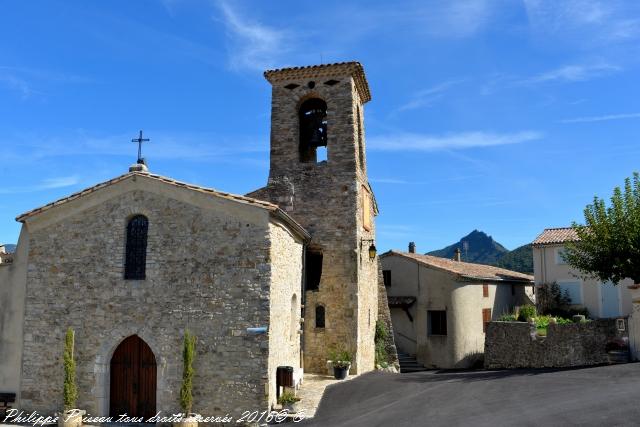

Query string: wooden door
[110,335,157,419]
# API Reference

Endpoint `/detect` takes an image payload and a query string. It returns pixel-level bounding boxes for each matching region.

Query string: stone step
[401,367,430,373]
[397,353,429,373]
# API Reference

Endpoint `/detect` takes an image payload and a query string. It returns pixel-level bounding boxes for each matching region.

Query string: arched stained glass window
[124,215,148,280]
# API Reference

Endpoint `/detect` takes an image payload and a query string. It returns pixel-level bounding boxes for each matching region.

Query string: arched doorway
[110,335,157,418]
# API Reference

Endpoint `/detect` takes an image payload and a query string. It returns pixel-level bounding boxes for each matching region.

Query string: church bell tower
[250,62,378,374]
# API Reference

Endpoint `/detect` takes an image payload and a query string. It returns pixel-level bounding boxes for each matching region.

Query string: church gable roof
[16,171,310,240]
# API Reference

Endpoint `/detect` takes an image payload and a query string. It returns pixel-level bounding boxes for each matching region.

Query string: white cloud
[216,1,292,71]
[560,112,640,123]
[370,174,485,185]
[0,65,93,99]
[1,130,268,166]
[396,79,467,112]
[521,63,620,84]
[523,0,640,43]
[0,72,32,98]
[370,178,410,185]
[418,0,495,38]
[0,176,80,194]
[368,131,542,151]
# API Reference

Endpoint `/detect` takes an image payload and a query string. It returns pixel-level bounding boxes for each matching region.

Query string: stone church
[0,62,392,417]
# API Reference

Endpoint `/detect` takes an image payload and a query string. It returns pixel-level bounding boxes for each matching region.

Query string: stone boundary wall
[377,260,399,369]
[485,319,629,369]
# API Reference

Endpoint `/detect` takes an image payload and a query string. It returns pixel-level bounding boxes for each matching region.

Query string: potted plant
[176,330,198,427]
[328,347,352,380]
[59,328,84,427]
[277,390,301,413]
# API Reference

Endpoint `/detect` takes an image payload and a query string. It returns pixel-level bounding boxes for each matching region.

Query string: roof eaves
[264,61,372,104]
[458,274,534,284]
[15,171,283,223]
[271,208,311,243]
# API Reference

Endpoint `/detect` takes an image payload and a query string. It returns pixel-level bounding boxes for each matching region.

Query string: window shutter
[482,308,492,333]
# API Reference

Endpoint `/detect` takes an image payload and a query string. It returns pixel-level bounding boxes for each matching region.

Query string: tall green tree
[564,172,640,285]
[179,330,196,414]
[63,328,78,410]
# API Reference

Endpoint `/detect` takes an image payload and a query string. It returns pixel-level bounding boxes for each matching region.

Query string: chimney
[454,248,461,262]
[408,242,416,253]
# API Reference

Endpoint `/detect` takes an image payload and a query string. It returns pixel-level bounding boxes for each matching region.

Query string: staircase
[398,352,428,373]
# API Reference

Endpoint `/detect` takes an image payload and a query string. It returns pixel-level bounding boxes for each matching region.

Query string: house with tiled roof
[381,244,534,369]
[532,227,634,318]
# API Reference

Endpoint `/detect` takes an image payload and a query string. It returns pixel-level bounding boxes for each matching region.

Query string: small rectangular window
[556,247,568,265]
[383,270,391,287]
[315,305,325,328]
[483,284,489,297]
[305,251,323,291]
[428,310,447,336]
[483,308,492,333]
[558,281,582,304]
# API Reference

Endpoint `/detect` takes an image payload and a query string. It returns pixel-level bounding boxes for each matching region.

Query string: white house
[532,227,633,318]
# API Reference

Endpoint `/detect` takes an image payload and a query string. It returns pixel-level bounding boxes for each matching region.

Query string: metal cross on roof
[131,130,150,164]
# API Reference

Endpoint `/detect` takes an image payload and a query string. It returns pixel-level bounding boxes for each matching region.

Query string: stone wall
[19,181,297,417]
[267,221,303,409]
[0,227,28,405]
[376,262,399,369]
[624,285,640,361]
[485,319,629,369]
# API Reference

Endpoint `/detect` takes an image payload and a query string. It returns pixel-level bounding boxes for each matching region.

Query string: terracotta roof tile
[381,251,533,283]
[532,227,579,246]
[15,172,310,241]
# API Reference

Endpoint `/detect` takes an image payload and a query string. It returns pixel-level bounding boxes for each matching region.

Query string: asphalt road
[301,363,640,427]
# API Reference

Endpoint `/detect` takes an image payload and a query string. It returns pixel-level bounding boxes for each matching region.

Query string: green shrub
[63,328,78,411]
[498,313,517,322]
[278,390,300,405]
[328,346,352,369]
[535,315,573,331]
[374,320,389,366]
[518,305,537,322]
[180,330,196,414]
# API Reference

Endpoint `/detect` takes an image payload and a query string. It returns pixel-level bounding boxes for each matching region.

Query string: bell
[309,128,324,148]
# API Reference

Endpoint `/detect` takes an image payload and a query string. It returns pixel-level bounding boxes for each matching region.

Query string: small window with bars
[124,215,149,280]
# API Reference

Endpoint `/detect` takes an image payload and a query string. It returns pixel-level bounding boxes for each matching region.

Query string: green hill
[495,244,533,274]
[427,230,508,265]
[427,230,533,274]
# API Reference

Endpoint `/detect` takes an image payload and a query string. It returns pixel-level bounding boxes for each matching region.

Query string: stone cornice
[264,61,372,103]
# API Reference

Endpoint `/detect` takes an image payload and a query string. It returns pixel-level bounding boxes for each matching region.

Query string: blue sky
[1,0,639,253]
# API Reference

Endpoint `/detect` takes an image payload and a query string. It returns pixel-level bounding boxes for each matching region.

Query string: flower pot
[174,414,198,427]
[58,409,84,427]
[333,365,349,380]
[326,360,334,376]
[282,402,302,413]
